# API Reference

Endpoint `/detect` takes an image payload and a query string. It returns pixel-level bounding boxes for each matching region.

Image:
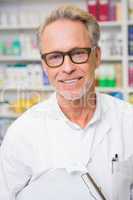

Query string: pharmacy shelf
[99,21,123,27]
[0,25,38,31]
[0,56,41,62]
[127,87,133,93]
[0,85,54,92]
[0,113,19,119]
[102,56,123,62]
[96,87,124,93]
[128,56,133,61]
[127,21,133,25]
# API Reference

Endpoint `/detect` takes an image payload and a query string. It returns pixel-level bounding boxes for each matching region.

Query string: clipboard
[16,168,107,200]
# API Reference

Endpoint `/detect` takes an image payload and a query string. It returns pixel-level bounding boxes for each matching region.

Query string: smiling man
[1,5,133,200]
[40,15,101,127]
[41,19,98,101]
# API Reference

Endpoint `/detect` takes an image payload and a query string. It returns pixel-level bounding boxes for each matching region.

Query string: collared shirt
[0,92,133,200]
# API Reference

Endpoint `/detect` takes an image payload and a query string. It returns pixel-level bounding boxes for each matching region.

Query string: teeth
[63,79,78,84]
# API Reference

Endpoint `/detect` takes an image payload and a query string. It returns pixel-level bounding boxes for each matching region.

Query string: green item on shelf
[107,78,116,87]
[14,63,27,68]
[12,38,21,56]
[0,41,6,55]
[98,78,108,87]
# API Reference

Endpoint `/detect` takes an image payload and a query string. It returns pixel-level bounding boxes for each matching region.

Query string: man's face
[41,19,101,101]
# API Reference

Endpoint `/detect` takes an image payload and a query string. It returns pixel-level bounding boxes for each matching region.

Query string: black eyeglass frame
[41,47,96,68]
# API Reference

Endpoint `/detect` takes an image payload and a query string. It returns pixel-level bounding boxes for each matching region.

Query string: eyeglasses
[41,47,96,68]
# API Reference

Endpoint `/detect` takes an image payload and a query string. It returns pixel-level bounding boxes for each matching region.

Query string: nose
[62,55,76,74]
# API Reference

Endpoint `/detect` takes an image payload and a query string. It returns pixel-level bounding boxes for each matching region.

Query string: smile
[60,77,82,84]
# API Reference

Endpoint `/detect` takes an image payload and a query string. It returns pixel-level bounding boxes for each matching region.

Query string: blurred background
[0,0,132,144]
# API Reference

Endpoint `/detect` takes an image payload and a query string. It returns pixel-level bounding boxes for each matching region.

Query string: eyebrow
[43,46,91,54]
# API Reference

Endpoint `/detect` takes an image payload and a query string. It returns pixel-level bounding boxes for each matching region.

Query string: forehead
[41,19,91,52]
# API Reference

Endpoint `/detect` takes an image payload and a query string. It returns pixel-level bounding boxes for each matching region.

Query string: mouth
[59,77,82,84]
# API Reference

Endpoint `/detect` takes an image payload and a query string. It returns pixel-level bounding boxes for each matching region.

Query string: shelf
[0,85,54,92]
[128,56,133,61]
[0,113,19,119]
[0,56,41,62]
[102,56,123,62]
[96,87,124,93]
[0,25,38,31]
[128,21,133,25]
[100,21,122,28]
[127,87,133,93]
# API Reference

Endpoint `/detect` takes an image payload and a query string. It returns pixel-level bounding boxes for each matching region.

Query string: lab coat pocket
[112,155,133,200]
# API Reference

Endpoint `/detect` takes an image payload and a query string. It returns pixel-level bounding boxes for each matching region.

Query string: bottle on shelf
[96,64,116,87]
[12,37,21,56]
[128,26,133,56]
[128,62,133,87]
[87,0,122,22]
[128,0,133,20]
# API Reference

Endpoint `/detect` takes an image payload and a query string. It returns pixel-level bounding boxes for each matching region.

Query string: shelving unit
[99,21,123,27]
[0,25,38,30]
[0,56,41,62]
[0,85,54,91]
[0,0,133,142]
[0,113,19,119]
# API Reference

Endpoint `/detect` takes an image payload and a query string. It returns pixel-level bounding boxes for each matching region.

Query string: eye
[47,53,62,60]
[71,49,88,56]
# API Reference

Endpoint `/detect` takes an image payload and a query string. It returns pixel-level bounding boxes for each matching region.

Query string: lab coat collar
[47,92,109,123]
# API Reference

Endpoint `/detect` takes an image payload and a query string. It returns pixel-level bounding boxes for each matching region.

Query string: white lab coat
[0,92,133,200]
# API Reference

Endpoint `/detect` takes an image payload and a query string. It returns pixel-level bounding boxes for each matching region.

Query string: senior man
[0,5,133,200]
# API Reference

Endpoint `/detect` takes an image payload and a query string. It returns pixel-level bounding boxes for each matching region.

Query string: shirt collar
[47,92,108,128]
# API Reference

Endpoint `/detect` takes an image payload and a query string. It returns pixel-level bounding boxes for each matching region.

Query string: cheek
[81,63,95,78]
[46,68,59,83]
[42,63,59,84]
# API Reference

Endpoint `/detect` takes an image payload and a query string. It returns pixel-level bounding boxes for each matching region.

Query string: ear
[94,47,101,68]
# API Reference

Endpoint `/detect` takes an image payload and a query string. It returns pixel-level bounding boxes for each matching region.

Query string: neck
[57,90,96,128]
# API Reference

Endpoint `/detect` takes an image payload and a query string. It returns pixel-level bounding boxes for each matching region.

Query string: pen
[112,154,119,174]
[81,172,107,200]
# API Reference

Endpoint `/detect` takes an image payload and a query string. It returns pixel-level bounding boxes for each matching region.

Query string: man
[0,5,133,200]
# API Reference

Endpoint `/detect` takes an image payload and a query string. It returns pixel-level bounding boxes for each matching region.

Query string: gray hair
[37,5,100,52]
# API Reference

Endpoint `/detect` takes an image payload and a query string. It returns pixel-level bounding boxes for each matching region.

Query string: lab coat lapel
[92,118,111,156]
[91,92,111,153]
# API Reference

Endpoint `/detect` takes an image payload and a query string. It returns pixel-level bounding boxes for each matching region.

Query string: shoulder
[2,93,57,145]
[99,93,133,158]
[0,94,58,167]
[99,92,133,115]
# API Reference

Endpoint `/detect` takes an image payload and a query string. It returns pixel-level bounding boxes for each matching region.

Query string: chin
[56,89,87,101]
[55,79,94,101]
